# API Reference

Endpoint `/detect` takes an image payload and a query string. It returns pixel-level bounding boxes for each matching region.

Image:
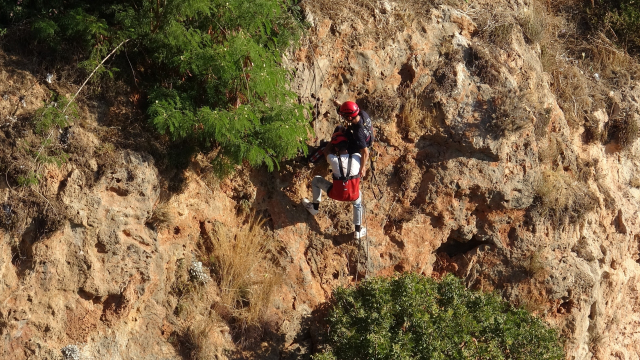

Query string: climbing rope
[359,179,370,281]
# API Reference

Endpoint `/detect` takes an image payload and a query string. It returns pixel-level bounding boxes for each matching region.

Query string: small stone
[61,345,81,360]
[189,261,211,284]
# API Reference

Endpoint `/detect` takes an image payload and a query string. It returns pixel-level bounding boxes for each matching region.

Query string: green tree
[314,273,564,360]
[589,0,640,55]
[0,0,311,175]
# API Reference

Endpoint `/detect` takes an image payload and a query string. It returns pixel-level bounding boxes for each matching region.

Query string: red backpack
[328,154,360,201]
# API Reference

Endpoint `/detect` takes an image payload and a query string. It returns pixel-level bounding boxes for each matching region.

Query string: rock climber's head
[338,101,360,123]
[331,133,349,154]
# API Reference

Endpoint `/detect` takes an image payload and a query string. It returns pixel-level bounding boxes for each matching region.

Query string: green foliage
[17,171,41,187]
[0,0,311,176]
[15,137,70,187]
[32,138,70,166]
[590,0,640,55]
[33,93,78,134]
[316,273,564,360]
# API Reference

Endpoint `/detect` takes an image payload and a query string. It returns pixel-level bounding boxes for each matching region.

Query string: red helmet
[338,101,359,118]
[331,132,348,145]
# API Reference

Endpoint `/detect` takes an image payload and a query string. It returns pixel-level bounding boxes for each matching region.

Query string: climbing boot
[354,227,367,240]
[302,198,319,216]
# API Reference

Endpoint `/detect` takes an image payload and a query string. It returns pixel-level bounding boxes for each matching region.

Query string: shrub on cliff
[313,273,564,360]
[0,0,311,175]
[588,0,640,55]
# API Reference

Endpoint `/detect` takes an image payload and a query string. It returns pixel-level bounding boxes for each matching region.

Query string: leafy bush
[0,0,311,175]
[33,92,78,134]
[588,0,640,55]
[315,273,564,360]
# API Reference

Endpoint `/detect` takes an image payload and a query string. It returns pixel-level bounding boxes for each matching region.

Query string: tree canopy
[0,0,311,175]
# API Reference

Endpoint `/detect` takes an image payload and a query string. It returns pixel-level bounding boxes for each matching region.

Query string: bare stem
[63,39,129,114]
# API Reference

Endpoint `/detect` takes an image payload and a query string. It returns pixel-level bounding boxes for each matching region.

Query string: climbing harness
[327,154,360,202]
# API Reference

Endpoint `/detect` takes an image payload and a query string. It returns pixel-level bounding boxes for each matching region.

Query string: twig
[32,187,58,217]
[381,194,397,228]
[5,170,15,193]
[124,45,138,86]
[241,65,252,104]
[193,172,214,194]
[63,39,129,114]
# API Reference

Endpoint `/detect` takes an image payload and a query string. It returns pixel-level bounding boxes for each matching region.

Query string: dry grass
[583,34,640,79]
[362,92,400,124]
[147,201,174,231]
[537,135,566,166]
[576,158,598,184]
[170,258,231,359]
[536,4,640,139]
[605,114,639,149]
[181,319,228,360]
[524,248,549,279]
[466,44,502,86]
[172,259,213,320]
[540,41,560,73]
[204,214,282,333]
[400,96,436,141]
[534,107,553,139]
[550,66,593,128]
[491,23,515,48]
[473,7,516,49]
[583,114,605,144]
[518,2,547,44]
[489,90,532,137]
[532,169,598,226]
[519,289,549,315]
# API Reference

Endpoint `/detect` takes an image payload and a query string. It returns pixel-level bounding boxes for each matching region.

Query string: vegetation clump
[314,273,564,360]
[587,0,640,56]
[532,169,598,226]
[0,0,311,177]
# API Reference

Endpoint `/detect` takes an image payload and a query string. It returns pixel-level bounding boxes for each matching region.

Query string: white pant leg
[311,176,332,203]
[352,190,363,226]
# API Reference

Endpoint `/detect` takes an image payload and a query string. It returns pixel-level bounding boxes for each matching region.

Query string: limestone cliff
[1,0,640,359]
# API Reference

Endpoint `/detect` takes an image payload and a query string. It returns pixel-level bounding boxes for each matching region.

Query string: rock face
[2,0,640,359]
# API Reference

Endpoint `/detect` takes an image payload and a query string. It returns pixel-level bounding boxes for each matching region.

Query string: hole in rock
[436,234,489,258]
[77,289,95,301]
[399,63,416,87]
[108,186,129,196]
[588,301,597,320]
[507,227,518,245]
[101,294,124,322]
[95,241,108,253]
[557,298,574,314]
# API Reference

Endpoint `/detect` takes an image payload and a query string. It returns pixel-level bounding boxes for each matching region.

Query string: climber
[333,99,374,179]
[302,132,367,240]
